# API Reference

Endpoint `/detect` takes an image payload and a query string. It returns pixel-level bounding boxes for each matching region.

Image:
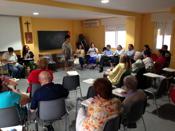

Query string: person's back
[82,97,120,131]
[30,71,69,111]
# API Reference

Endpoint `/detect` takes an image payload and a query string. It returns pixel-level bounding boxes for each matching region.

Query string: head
[144,44,150,51]
[117,45,122,51]
[39,71,52,86]
[134,51,142,61]
[162,45,168,51]
[119,55,127,63]
[78,44,84,49]
[90,42,95,48]
[143,50,151,58]
[123,75,138,92]
[128,44,134,51]
[65,34,70,43]
[158,49,165,57]
[24,45,30,51]
[8,47,14,55]
[106,45,111,50]
[37,58,48,69]
[93,78,112,100]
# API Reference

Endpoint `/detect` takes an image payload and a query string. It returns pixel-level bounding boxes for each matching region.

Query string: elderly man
[30,71,69,112]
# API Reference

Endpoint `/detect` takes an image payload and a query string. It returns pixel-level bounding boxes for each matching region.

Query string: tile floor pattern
[16,68,175,131]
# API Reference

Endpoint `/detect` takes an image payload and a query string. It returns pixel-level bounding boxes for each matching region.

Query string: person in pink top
[155,49,166,74]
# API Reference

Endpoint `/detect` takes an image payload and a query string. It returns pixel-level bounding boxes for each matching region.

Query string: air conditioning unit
[83,20,100,28]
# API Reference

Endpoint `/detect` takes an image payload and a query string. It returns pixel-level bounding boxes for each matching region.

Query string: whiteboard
[0,16,22,52]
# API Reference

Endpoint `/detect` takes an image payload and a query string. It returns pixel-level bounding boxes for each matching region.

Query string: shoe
[99,67,103,73]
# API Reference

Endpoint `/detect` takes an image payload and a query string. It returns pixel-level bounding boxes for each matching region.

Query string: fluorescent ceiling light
[101,0,110,4]
[33,12,39,15]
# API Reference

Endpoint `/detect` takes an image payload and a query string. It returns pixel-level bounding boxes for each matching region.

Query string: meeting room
[0,0,175,131]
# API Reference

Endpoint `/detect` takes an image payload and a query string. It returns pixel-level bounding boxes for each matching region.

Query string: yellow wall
[21,17,83,61]
[83,25,105,52]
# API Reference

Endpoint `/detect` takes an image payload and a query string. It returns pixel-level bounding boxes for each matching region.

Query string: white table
[1,125,22,131]
[112,88,127,98]
[143,72,165,79]
[82,78,95,84]
[66,71,79,76]
[163,68,175,73]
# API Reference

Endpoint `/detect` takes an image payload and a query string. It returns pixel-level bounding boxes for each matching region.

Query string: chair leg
[65,115,69,131]
[79,87,83,97]
[35,120,39,131]
[141,116,146,131]
[153,95,159,115]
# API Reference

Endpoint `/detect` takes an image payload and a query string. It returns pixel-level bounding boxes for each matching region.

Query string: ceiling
[0,0,119,19]
[0,0,175,20]
[55,0,175,13]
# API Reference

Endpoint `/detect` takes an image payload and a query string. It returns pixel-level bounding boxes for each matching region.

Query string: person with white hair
[122,75,146,106]
[131,51,145,73]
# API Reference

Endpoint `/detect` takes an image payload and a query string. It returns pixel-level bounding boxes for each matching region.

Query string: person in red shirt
[27,58,53,93]
[155,49,166,74]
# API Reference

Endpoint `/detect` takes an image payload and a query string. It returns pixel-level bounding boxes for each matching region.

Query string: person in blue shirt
[99,45,114,72]
[0,79,29,109]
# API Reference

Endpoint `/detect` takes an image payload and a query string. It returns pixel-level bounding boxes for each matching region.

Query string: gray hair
[123,75,138,91]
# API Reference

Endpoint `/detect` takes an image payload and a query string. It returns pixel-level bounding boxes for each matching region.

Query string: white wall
[0,16,22,52]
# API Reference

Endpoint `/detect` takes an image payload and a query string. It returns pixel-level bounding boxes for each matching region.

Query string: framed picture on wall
[25,32,33,44]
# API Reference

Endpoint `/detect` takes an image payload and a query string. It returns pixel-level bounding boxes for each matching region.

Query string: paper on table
[81,97,94,107]
[1,125,22,131]
[112,88,127,97]
[83,78,95,84]
[163,68,175,72]
[67,71,79,76]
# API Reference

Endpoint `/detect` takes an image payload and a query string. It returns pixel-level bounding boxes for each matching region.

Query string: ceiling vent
[83,19,100,28]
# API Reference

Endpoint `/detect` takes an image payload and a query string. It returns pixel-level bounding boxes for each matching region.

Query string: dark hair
[102,47,107,52]
[93,78,112,100]
[65,34,70,40]
[129,44,134,49]
[22,45,28,57]
[162,45,168,50]
[8,47,14,53]
[106,45,111,48]
[118,45,122,49]
[158,49,165,56]
[144,44,150,50]
[144,50,151,57]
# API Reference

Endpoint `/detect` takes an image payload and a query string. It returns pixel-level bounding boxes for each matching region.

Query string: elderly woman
[122,75,146,106]
[107,55,130,85]
[76,78,121,131]
[132,51,145,73]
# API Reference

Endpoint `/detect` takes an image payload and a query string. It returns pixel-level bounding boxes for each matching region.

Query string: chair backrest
[0,106,21,128]
[39,98,67,121]
[86,86,96,99]
[103,115,120,131]
[62,75,80,91]
[125,99,147,123]
[31,83,41,98]
[156,78,168,97]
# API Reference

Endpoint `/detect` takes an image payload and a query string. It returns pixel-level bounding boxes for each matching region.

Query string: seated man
[99,45,113,72]
[30,71,69,112]
[161,45,171,67]
[2,47,24,78]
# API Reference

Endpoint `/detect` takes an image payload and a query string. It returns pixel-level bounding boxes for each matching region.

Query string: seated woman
[154,49,166,74]
[22,45,34,60]
[76,78,121,131]
[0,78,30,121]
[27,58,53,93]
[75,44,85,69]
[87,42,99,69]
[143,50,154,72]
[131,51,145,74]
[107,55,131,85]
[122,75,146,107]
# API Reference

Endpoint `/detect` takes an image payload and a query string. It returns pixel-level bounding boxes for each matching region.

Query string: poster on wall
[25,32,33,44]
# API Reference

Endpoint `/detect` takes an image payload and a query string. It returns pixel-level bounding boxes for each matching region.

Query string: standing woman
[62,34,72,70]
[75,44,85,69]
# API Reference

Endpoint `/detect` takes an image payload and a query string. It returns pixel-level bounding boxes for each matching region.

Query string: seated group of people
[76,75,146,131]
[0,45,34,78]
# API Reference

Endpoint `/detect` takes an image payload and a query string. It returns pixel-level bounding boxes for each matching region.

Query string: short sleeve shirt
[0,91,21,108]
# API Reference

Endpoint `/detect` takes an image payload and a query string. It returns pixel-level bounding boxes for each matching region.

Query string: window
[105,30,126,48]
[156,28,171,50]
